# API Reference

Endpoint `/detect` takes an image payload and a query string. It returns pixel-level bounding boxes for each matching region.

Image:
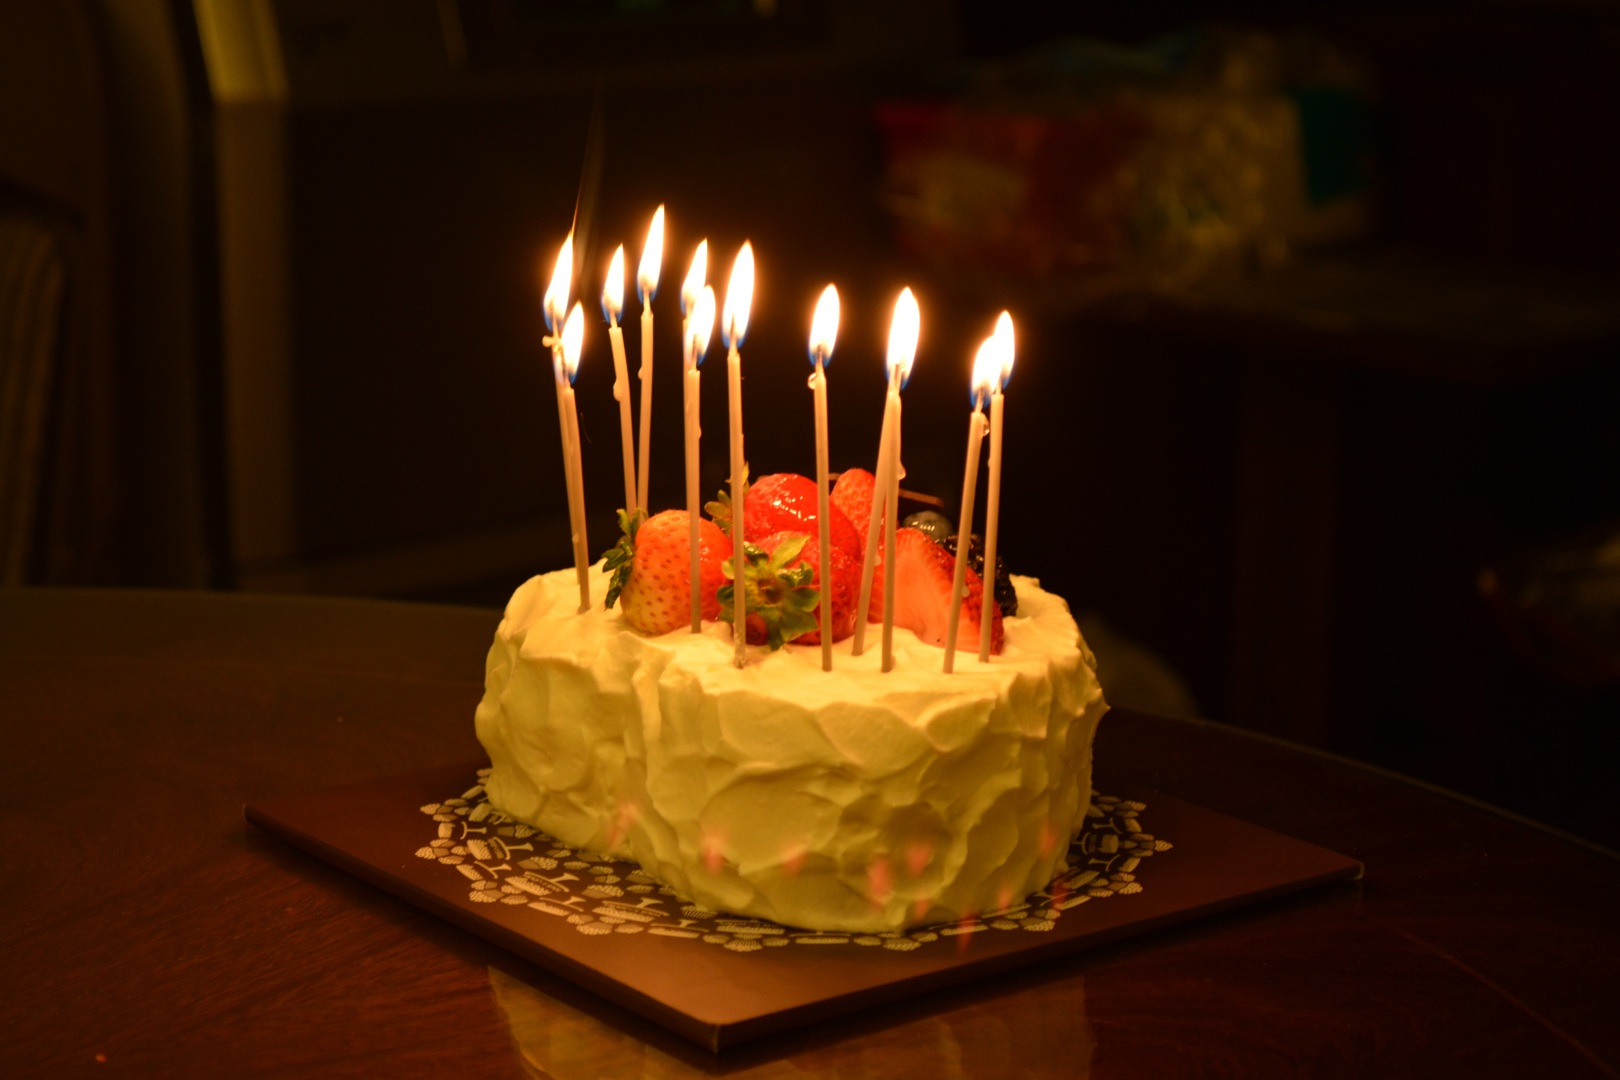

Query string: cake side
[475,563,1106,933]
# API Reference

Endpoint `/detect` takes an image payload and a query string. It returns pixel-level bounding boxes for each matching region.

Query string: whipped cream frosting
[475,562,1107,933]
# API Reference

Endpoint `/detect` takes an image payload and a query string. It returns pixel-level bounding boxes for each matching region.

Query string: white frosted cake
[474,560,1107,934]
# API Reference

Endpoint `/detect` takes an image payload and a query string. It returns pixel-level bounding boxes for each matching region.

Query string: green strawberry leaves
[705,462,749,536]
[600,507,646,610]
[717,535,821,650]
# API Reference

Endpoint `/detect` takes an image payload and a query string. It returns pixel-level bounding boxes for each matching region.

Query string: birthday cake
[474,472,1107,933]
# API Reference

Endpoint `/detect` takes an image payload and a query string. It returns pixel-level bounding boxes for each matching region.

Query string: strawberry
[602,509,731,635]
[831,468,877,549]
[884,527,1004,654]
[742,473,863,559]
[753,530,860,644]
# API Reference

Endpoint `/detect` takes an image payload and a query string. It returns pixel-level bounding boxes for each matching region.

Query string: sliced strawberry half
[884,527,1004,654]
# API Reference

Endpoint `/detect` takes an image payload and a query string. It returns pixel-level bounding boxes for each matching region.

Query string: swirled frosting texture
[475,563,1106,933]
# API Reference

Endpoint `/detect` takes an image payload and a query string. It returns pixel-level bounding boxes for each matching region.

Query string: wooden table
[3,588,1617,1077]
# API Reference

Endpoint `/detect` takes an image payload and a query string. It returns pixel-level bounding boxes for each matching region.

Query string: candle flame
[637,205,664,305]
[994,310,1015,388]
[970,333,1001,409]
[543,233,573,334]
[808,284,839,367]
[560,301,585,384]
[887,286,920,389]
[681,240,707,318]
[602,244,625,323]
[721,241,754,349]
[690,285,716,366]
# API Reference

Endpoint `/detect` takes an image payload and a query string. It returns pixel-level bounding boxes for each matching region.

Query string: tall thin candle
[685,285,715,632]
[542,235,590,612]
[602,244,637,514]
[808,284,840,672]
[559,303,591,612]
[945,335,1001,671]
[680,242,710,631]
[853,288,919,671]
[635,206,664,514]
[852,383,895,659]
[722,242,756,668]
[979,311,1014,662]
[880,390,902,672]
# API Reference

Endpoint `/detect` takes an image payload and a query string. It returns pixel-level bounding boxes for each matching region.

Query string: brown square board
[246,762,1361,1051]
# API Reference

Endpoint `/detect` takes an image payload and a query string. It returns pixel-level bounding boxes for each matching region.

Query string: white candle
[681,242,710,632]
[685,285,715,631]
[853,287,919,666]
[602,244,637,515]
[945,336,1000,671]
[808,284,840,671]
[542,235,589,612]
[559,302,591,613]
[722,242,755,668]
[636,206,664,515]
[881,392,902,672]
[979,311,1014,662]
[852,376,895,659]
[881,288,919,672]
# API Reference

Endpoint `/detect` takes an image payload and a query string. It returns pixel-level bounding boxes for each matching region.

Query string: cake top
[600,468,1009,662]
[500,560,1098,779]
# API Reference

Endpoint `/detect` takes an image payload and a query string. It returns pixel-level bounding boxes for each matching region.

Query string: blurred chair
[0,201,68,584]
[2,2,226,589]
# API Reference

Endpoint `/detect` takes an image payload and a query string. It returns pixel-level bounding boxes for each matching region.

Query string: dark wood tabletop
[3,587,1617,1078]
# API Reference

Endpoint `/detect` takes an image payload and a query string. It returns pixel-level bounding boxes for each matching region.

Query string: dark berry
[902,510,953,545]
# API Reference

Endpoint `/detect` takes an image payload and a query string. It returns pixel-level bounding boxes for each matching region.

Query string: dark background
[3,0,1617,846]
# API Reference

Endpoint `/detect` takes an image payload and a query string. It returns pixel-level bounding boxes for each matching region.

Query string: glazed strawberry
[744,473,863,558]
[754,530,860,644]
[831,468,877,548]
[603,509,731,635]
[884,527,1004,653]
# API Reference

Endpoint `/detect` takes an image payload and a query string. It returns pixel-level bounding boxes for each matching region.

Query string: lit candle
[881,289,918,672]
[602,244,637,514]
[681,241,710,632]
[854,288,919,671]
[808,284,840,671]
[722,241,755,668]
[636,206,664,514]
[561,303,589,606]
[680,239,708,367]
[560,307,592,612]
[543,235,590,612]
[543,232,573,337]
[685,285,715,631]
[945,335,1001,672]
[979,311,1014,662]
